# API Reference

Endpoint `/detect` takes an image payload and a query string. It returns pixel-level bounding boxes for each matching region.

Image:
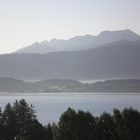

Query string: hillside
[0,78,140,93]
[1,39,140,80]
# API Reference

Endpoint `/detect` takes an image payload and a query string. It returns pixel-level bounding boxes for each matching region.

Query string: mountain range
[0,29,140,80]
[16,29,140,54]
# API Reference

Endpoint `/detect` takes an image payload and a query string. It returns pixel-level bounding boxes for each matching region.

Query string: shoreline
[0,92,140,97]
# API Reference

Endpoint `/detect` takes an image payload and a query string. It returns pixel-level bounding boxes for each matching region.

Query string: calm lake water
[0,93,140,125]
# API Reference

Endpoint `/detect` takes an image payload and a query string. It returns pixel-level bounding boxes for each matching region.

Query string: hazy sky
[0,0,140,54]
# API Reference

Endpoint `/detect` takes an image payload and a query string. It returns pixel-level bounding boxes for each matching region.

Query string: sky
[0,0,140,54]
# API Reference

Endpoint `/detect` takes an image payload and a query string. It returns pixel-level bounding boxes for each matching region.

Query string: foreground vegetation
[0,99,140,140]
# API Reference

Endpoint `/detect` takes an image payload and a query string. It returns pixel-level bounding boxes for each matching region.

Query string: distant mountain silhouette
[1,77,140,93]
[1,39,140,80]
[15,29,140,54]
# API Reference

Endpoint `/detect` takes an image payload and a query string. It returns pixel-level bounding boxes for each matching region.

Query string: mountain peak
[123,29,140,36]
[98,29,136,36]
[98,29,140,42]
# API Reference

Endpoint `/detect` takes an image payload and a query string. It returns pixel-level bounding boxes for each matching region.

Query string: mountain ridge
[15,29,140,54]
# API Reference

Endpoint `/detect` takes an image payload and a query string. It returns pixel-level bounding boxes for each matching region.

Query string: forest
[0,99,140,140]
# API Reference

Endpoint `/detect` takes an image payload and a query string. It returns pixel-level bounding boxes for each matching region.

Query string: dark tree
[76,110,96,140]
[52,122,59,140]
[57,108,77,140]
[45,123,53,140]
[13,99,47,140]
[96,112,116,140]
[0,99,47,140]
[121,108,140,140]
[12,99,36,139]
[57,108,96,140]
[2,103,18,140]
[0,108,4,139]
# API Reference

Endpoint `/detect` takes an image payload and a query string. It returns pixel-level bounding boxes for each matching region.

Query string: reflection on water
[0,93,140,124]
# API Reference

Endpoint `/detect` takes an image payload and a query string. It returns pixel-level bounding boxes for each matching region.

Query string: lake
[0,93,140,125]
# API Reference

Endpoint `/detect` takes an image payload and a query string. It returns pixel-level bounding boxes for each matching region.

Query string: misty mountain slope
[0,77,30,92]
[0,78,83,92]
[15,29,140,54]
[36,79,82,88]
[1,77,140,93]
[1,39,140,80]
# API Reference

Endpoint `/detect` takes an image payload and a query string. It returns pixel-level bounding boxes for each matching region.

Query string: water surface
[0,93,140,124]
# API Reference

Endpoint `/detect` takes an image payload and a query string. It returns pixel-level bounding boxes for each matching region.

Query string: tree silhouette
[0,108,4,139]
[52,123,59,140]
[45,123,53,140]
[57,108,77,140]
[57,108,96,140]
[96,112,116,140]
[1,100,140,140]
[2,103,17,140]
[76,110,96,140]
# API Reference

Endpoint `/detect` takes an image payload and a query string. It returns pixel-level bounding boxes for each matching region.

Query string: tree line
[0,99,140,140]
